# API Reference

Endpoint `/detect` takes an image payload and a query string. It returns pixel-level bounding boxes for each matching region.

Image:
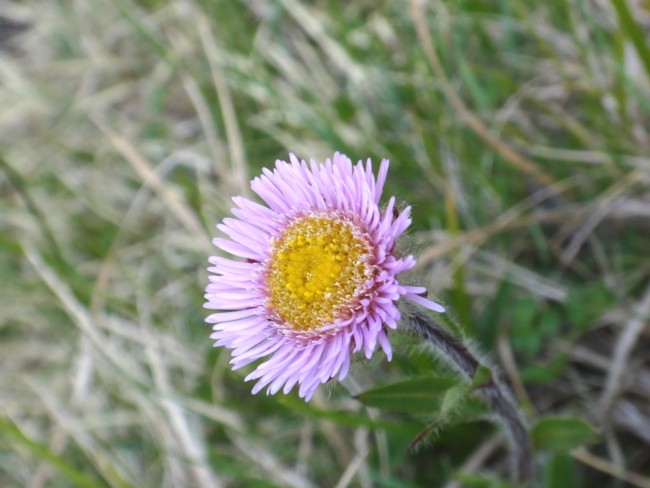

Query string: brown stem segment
[407,309,535,483]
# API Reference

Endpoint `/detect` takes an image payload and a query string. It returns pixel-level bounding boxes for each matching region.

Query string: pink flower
[205,152,444,400]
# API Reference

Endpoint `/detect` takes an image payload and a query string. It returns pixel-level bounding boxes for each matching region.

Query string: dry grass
[1,0,650,486]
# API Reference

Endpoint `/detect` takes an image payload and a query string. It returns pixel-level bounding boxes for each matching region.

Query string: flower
[205,152,444,400]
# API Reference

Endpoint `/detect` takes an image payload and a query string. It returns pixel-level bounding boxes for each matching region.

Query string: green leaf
[356,375,461,413]
[455,472,518,488]
[276,395,420,436]
[521,354,568,384]
[543,453,579,488]
[440,385,468,418]
[0,418,108,488]
[389,331,422,349]
[532,416,599,452]
[407,397,490,452]
[470,365,493,389]
[510,298,542,357]
[567,282,615,330]
[407,379,480,452]
[438,366,491,419]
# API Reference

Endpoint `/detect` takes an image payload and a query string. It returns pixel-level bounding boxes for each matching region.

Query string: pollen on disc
[266,213,373,330]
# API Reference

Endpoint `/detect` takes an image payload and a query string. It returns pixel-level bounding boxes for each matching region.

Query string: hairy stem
[407,309,535,483]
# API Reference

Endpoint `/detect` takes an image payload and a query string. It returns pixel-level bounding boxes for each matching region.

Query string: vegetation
[1,0,649,486]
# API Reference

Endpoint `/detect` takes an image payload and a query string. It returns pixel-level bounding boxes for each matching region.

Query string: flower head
[205,152,444,400]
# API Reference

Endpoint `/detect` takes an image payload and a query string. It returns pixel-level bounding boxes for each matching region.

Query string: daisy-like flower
[205,152,444,400]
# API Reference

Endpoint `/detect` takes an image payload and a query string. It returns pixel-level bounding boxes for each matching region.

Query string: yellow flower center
[266,213,373,331]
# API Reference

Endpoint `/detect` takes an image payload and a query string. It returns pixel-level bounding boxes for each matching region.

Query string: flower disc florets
[205,152,444,400]
[265,212,375,332]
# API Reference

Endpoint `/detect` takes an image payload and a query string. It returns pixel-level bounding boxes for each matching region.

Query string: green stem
[610,0,650,85]
[407,309,535,483]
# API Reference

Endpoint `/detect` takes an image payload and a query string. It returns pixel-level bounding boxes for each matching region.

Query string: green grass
[1,0,650,486]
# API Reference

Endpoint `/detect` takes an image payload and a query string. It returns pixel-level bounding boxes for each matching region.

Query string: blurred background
[1,0,650,486]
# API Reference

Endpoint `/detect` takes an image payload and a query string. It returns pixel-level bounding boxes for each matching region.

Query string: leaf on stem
[531,416,599,452]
